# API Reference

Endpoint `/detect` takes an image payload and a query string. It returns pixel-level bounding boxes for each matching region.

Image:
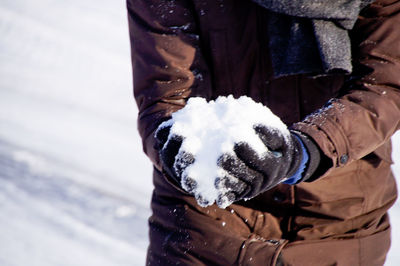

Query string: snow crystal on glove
[158,95,289,208]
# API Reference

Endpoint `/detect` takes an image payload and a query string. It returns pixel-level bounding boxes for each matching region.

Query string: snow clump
[158,95,289,208]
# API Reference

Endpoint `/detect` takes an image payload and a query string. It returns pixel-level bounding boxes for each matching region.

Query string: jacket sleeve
[292,0,400,173]
[127,0,212,169]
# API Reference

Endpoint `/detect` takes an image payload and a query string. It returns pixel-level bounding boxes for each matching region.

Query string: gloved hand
[215,125,321,205]
[154,123,198,194]
[155,119,321,208]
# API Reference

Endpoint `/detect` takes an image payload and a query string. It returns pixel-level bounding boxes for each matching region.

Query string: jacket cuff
[292,101,351,169]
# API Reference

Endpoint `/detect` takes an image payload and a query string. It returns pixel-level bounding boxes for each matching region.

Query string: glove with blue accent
[215,125,321,205]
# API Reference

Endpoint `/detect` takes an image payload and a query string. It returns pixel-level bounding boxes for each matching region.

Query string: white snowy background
[0,0,398,265]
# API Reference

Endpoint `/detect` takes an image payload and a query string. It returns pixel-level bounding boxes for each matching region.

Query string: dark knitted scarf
[252,0,374,77]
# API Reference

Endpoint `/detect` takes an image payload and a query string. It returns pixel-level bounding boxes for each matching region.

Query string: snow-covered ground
[0,1,398,265]
[0,0,152,265]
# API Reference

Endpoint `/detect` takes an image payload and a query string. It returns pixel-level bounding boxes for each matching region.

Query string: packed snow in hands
[158,95,290,208]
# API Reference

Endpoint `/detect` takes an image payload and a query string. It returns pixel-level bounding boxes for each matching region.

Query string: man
[127,0,400,265]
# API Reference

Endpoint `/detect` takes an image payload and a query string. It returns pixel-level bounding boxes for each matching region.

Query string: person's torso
[154,0,397,239]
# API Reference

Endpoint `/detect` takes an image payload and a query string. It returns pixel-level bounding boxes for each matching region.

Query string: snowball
[158,95,289,208]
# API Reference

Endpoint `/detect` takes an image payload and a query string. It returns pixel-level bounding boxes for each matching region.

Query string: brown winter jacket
[127,0,400,265]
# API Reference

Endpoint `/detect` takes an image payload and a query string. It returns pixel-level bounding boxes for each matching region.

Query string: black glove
[215,125,320,205]
[155,124,198,193]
